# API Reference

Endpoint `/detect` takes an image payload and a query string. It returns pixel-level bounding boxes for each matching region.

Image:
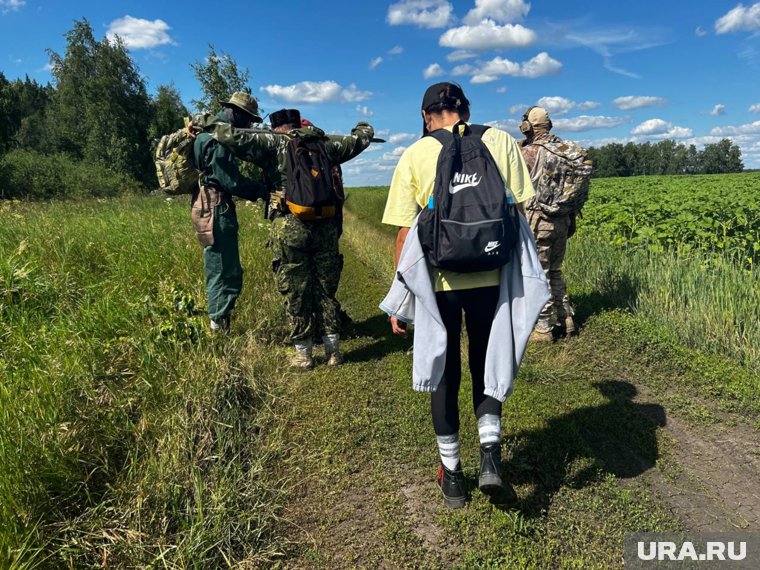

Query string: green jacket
[194,114,374,191]
[192,113,267,201]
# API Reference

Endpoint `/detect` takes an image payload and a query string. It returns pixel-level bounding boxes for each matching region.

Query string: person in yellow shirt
[382,82,535,508]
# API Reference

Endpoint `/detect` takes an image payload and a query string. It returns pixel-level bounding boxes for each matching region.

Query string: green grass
[2,181,758,568]
[0,196,289,568]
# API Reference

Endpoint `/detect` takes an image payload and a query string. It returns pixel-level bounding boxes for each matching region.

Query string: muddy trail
[273,209,760,569]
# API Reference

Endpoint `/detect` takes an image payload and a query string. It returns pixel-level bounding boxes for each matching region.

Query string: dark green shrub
[0,149,143,200]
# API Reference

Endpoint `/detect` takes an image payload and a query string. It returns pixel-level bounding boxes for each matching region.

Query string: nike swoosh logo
[448,181,480,194]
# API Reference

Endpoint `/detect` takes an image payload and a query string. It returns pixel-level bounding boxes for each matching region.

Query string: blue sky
[2,0,760,184]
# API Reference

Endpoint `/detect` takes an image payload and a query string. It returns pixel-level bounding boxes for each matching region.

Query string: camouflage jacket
[193,114,374,191]
[521,132,562,188]
[521,131,592,216]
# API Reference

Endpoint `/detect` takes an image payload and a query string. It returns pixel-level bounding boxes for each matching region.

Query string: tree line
[0,18,750,196]
[587,139,744,178]
[0,19,248,195]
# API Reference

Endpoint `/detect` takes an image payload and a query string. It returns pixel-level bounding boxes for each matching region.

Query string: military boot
[479,444,517,504]
[322,333,344,366]
[529,318,554,342]
[562,298,576,336]
[290,339,315,371]
[209,315,230,333]
[436,463,466,509]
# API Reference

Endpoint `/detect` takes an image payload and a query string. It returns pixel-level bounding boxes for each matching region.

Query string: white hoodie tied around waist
[379,214,550,402]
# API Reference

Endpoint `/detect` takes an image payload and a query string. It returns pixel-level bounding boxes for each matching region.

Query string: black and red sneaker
[436,463,466,509]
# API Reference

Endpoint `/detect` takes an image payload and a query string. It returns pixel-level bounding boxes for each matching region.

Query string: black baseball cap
[421,81,468,111]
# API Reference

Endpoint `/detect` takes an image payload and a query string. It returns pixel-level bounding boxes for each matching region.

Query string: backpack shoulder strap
[425,128,454,146]
[467,124,491,139]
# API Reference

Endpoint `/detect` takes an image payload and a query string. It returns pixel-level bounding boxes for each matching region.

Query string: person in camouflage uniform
[520,106,577,341]
[200,109,374,368]
[191,92,268,332]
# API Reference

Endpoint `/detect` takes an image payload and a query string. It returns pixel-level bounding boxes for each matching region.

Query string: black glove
[567,212,577,238]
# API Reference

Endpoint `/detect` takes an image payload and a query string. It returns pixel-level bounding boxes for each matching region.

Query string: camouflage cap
[222,91,262,122]
[526,106,551,128]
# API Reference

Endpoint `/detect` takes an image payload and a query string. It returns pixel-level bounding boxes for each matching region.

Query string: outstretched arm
[324,122,375,164]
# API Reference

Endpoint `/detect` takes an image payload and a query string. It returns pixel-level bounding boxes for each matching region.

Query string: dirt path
[634,383,760,531]
[273,207,760,568]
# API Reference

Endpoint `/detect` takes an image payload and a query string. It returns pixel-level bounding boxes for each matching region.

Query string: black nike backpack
[284,135,338,221]
[418,122,519,273]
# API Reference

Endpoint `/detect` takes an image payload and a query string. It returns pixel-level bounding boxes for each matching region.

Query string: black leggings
[431,286,502,436]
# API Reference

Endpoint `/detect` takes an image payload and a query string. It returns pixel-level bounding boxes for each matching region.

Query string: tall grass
[564,236,760,374]
[345,186,760,374]
[0,196,289,568]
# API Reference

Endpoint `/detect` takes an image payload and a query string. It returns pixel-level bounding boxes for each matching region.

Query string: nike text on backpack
[154,117,200,196]
[418,122,519,273]
[532,138,593,217]
[284,134,338,221]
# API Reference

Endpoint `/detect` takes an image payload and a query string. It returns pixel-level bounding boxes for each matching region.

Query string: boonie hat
[270,108,302,129]
[222,91,262,122]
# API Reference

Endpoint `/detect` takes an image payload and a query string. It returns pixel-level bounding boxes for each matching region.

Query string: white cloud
[695,26,707,37]
[356,105,374,117]
[519,52,563,77]
[715,2,760,34]
[423,63,445,78]
[388,45,404,55]
[369,56,383,70]
[106,16,174,49]
[439,19,536,50]
[261,81,372,104]
[471,74,499,84]
[708,104,726,116]
[535,96,600,116]
[566,28,670,79]
[470,52,562,82]
[484,119,522,137]
[710,120,760,135]
[339,84,373,102]
[612,95,667,110]
[496,86,508,93]
[389,133,416,144]
[387,0,453,28]
[509,103,528,114]
[0,0,25,13]
[631,118,693,138]
[451,63,475,76]
[463,0,530,25]
[554,115,629,132]
[447,49,478,61]
[382,145,408,161]
[748,103,760,113]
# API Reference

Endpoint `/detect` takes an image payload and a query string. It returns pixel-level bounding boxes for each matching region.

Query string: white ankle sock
[478,414,501,446]
[322,333,340,354]
[294,338,313,356]
[436,433,460,470]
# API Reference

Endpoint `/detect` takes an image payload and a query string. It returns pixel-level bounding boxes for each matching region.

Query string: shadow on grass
[344,313,412,363]
[502,380,666,517]
[572,273,639,329]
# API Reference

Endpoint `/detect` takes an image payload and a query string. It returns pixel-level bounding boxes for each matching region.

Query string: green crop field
[581,172,760,266]
[1,176,759,568]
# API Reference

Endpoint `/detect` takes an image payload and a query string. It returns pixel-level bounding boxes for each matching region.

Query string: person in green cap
[199,108,374,368]
[191,91,269,332]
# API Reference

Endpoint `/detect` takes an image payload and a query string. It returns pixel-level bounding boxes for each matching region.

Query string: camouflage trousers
[527,210,571,329]
[270,214,343,342]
